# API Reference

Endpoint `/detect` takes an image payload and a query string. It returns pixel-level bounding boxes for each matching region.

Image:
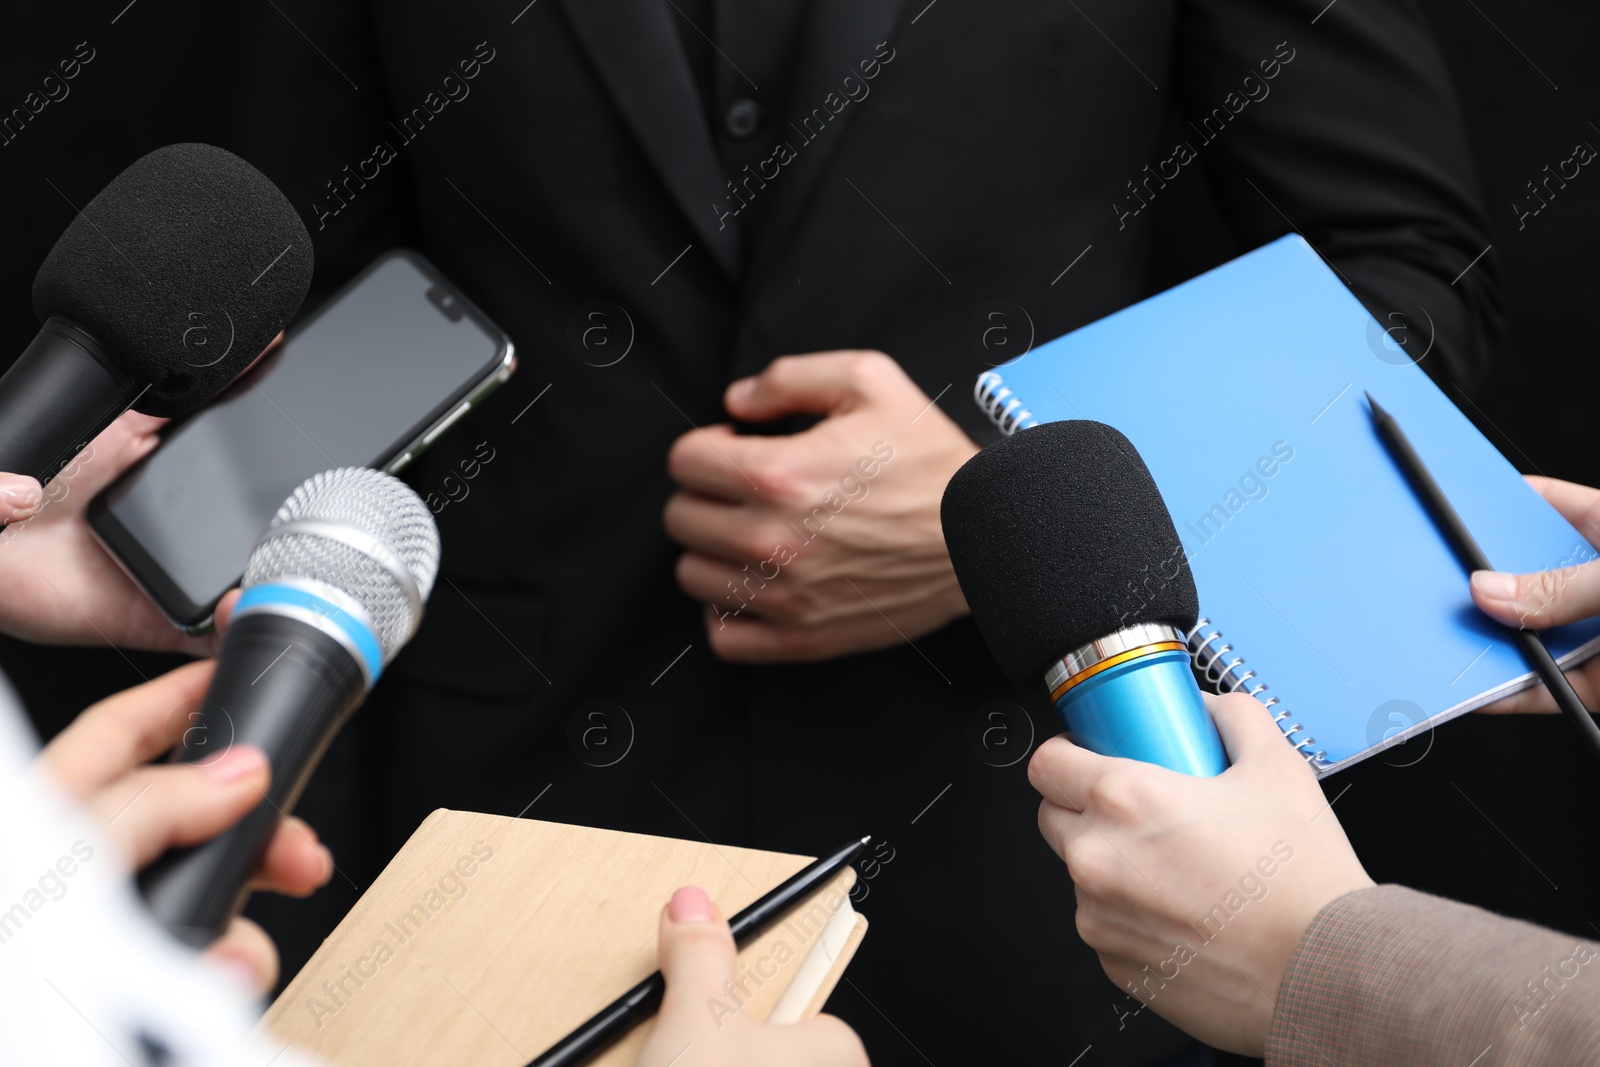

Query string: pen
[524,834,872,1067]
[1366,391,1600,767]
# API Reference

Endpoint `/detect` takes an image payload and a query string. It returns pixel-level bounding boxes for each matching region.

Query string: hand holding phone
[0,410,221,653]
[89,250,515,633]
[2,324,290,650]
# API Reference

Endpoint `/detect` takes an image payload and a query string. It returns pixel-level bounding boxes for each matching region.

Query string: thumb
[1471,561,1600,629]
[1207,692,1302,770]
[211,588,244,639]
[53,411,165,503]
[657,886,738,1009]
[1,473,44,524]
[725,352,884,422]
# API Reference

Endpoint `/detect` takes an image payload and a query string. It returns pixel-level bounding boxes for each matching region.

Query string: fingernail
[213,953,260,990]
[669,886,713,923]
[0,476,43,516]
[1471,570,1520,601]
[202,746,267,784]
[727,377,756,405]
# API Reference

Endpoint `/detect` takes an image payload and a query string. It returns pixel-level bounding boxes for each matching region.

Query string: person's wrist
[1260,871,1376,1003]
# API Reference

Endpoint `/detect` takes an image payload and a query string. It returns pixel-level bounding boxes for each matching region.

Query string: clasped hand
[665,350,978,662]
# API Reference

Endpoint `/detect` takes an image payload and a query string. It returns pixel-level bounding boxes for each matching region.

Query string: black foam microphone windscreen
[31,142,312,418]
[941,420,1199,688]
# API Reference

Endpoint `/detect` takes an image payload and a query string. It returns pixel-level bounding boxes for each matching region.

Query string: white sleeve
[0,670,325,1067]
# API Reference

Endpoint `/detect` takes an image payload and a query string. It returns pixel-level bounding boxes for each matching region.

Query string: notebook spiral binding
[975,371,1037,436]
[1186,618,1328,769]
[976,372,1327,769]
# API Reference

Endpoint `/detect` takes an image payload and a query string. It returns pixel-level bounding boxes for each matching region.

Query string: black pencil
[524,835,871,1067]
[1366,390,1600,766]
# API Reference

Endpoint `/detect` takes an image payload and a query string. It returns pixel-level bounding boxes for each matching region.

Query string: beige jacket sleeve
[1267,885,1600,1066]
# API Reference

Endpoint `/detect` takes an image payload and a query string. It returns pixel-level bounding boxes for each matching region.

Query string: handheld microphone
[0,143,312,487]
[941,420,1228,776]
[138,468,440,947]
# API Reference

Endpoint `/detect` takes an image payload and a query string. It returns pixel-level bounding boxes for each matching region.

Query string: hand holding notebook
[261,812,868,1066]
[1467,475,1600,715]
[1365,391,1600,766]
[974,235,1600,773]
[632,887,868,1067]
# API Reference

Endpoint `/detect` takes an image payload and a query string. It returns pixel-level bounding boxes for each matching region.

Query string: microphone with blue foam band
[941,420,1228,776]
[139,468,440,947]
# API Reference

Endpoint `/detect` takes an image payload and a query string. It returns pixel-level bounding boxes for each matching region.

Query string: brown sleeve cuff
[1266,885,1600,1067]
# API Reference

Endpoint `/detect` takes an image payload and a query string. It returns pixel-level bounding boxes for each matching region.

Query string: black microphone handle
[138,610,368,948]
[0,317,136,487]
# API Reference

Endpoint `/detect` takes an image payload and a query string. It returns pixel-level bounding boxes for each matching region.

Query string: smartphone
[89,249,516,633]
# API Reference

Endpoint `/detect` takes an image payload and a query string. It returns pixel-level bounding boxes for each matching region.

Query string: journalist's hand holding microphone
[945,426,1600,1063]
[1030,692,1372,1055]
[0,142,306,652]
[0,329,283,653]
[36,660,333,992]
[3,140,863,1063]
[941,420,1371,1054]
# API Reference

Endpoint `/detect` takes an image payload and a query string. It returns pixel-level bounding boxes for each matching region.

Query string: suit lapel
[746,0,911,285]
[559,0,742,278]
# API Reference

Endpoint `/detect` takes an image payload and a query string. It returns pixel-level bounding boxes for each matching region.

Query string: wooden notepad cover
[261,810,867,1066]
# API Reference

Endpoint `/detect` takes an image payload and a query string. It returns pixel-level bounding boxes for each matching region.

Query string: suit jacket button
[724,98,761,139]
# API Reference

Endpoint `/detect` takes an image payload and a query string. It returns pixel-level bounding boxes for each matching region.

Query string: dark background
[2,1,1596,1062]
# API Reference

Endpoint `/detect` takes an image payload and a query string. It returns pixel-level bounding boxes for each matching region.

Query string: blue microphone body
[1048,634,1227,776]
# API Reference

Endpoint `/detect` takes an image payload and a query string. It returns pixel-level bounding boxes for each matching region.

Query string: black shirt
[666,0,809,236]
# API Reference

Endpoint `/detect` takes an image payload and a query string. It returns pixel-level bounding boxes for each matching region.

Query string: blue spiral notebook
[975,235,1600,774]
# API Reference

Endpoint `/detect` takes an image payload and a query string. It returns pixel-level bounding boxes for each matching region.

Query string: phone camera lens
[427,284,465,322]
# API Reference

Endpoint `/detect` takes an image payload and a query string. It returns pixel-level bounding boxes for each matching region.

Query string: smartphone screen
[92,250,510,627]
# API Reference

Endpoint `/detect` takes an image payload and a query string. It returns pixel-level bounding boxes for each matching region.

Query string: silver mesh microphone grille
[242,468,441,661]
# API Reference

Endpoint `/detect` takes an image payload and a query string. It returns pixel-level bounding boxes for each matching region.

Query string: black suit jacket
[228,2,1501,1063]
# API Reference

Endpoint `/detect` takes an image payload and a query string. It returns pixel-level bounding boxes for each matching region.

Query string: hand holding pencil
[633,887,869,1067]
[1470,475,1600,714]
[529,837,873,1067]
[1367,394,1600,763]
